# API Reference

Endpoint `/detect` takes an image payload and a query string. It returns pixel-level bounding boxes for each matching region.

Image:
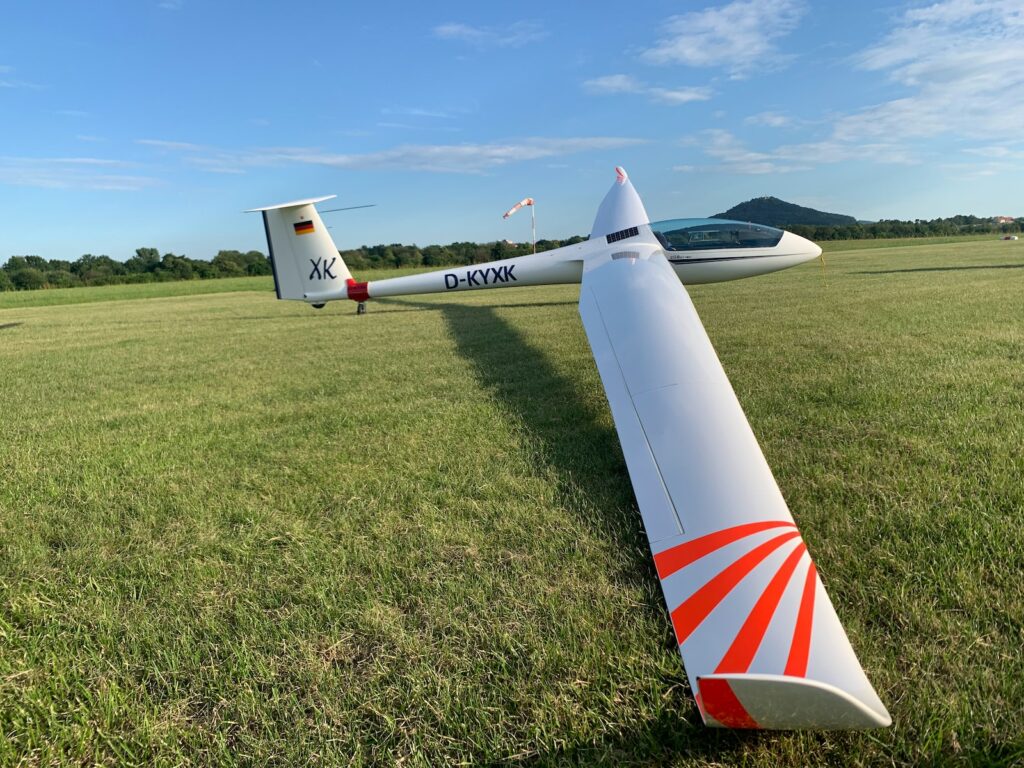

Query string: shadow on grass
[0,322,24,330]
[856,262,1024,275]
[229,301,577,322]
[382,296,755,762]
[355,299,578,315]
[520,708,772,766]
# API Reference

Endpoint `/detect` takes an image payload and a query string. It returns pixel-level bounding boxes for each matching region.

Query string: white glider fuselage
[251,176,820,307]
[302,222,821,304]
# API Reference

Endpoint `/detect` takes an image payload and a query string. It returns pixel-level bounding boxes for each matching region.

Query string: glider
[248,169,891,730]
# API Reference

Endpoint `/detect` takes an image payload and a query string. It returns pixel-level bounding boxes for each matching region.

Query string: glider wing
[578,252,890,729]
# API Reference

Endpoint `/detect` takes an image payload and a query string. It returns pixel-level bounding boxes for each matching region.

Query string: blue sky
[1,0,1022,262]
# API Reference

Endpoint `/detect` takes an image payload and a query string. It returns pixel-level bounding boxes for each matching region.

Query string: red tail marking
[784,560,818,677]
[670,530,801,644]
[653,521,795,580]
[346,278,370,302]
[699,678,760,729]
[715,542,808,673]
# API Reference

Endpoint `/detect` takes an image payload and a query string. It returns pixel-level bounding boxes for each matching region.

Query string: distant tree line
[0,237,587,292]
[0,248,270,292]
[337,236,586,271]
[787,215,1023,242]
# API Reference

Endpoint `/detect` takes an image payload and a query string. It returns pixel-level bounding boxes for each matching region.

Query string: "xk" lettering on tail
[309,257,338,280]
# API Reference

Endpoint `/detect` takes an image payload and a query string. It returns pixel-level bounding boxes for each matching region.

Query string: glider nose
[780,230,822,264]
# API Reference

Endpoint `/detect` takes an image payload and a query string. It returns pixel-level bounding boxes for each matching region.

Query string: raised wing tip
[696,674,892,730]
[245,194,336,212]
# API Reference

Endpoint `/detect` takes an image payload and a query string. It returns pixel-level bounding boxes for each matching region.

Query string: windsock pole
[531,203,536,253]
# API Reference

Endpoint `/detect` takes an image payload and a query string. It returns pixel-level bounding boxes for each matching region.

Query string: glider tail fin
[247,195,352,302]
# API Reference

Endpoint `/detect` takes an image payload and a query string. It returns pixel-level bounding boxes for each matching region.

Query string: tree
[421,245,451,267]
[490,240,512,261]
[3,256,29,273]
[212,250,246,277]
[159,253,194,280]
[240,250,270,275]
[125,247,161,273]
[11,268,46,290]
[72,254,125,284]
[46,270,79,288]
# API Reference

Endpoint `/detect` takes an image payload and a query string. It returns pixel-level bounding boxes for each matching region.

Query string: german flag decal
[293,220,315,236]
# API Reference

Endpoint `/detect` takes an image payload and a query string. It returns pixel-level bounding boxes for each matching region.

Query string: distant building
[994,216,1016,224]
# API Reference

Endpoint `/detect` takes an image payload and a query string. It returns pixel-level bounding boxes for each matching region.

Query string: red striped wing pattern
[653,521,820,727]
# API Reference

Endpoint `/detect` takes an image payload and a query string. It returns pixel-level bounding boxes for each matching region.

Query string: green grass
[820,233,1001,253]
[0,268,434,311]
[0,276,274,310]
[1,239,1022,765]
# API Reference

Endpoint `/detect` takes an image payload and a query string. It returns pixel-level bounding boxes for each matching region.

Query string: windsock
[503,197,534,219]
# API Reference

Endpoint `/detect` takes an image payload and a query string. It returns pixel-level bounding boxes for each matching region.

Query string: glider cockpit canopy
[650,218,784,251]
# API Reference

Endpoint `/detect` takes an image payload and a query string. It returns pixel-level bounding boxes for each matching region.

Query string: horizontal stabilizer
[697,674,891,729]
[245,195,336,212]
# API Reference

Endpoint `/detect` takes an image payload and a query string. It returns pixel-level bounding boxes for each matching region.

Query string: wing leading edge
[578,252,890,729]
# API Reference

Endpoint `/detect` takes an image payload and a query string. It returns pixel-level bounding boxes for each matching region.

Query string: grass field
[816,233,1002,253]
[1,238,1022,766]
[0,276,274,310]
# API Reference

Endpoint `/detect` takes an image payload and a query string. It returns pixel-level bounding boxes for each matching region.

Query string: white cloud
[696,129,811,174]
[642,0,806,77]
[305,138,645,172]
[584,74,643,94]
[37,158,132,166]
[839,0,1024,144]
[159,0,183,10]
[745,111,792,128]
[0,157,158,191]
[375,121,462,133]
[940,161,1008,180]
[963,144,1024,160]
[136,136,647,175]
[583,74,711,105]
[381,107,453,119]
[648,87,713,105]
[686,130,917,174]
[0,65,39,89]
[433,21,547,48]
[137,139,207,152]
[686,2,1024,174]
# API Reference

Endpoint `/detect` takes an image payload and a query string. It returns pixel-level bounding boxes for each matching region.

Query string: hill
[712,196,858,227]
